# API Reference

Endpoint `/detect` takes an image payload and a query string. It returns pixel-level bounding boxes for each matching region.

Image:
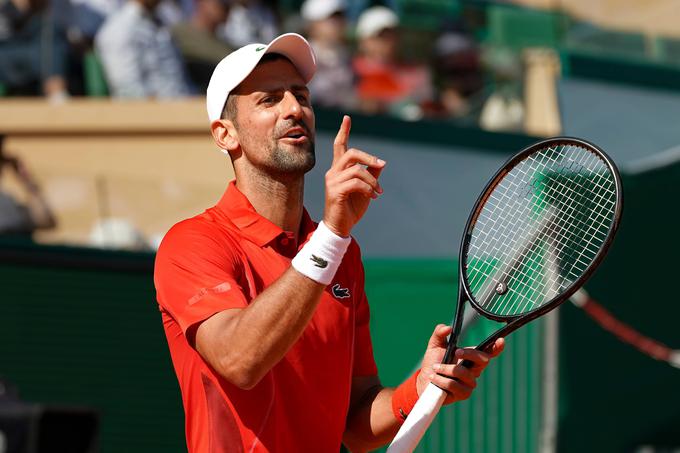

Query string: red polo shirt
[154,181,378,453]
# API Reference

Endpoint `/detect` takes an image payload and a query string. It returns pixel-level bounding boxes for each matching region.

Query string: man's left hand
[416,324,504,405]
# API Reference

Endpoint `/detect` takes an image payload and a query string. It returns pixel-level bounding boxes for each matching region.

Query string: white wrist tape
[291,221,351,285]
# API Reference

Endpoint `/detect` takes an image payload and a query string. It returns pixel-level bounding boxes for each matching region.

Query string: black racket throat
[442,289,466,364]
[441,136,623,366]
[441,281,528,365]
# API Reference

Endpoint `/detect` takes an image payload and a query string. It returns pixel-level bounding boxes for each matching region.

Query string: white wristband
[291,221,351,285]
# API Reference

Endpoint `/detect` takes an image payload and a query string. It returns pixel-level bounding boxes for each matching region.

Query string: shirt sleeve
[154,219,249,336]
[350,241,379,377]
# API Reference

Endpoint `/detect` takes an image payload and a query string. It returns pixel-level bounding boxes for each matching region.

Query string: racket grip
[387,383,447,453]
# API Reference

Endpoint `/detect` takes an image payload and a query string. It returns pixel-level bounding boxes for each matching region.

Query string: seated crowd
[0,0,506,122]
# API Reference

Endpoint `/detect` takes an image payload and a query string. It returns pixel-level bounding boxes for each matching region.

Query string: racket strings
[475,147,613,256]
[480,147,613,313]
[535,154,616,234]
[536,149,616,281]
[473,196,575,312]
[475,146,615,314]
[470,147,570,260]
[465,144,618,317]
[555,171,615,281]
[517,157,612,278]
[467,148,589,298]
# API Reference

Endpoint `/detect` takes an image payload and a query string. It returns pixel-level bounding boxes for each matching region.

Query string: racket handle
[387,383,447,453]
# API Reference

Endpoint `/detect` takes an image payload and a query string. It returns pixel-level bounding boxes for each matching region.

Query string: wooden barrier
[0,98,234,246]
[512,0,680,39]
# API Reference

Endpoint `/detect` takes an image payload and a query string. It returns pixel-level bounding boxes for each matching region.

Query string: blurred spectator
[0,137,56,237]
[68,0,124,41]
[155,0,185,26]
[424,31,484,120]
[95,0,190,98]
[301,0,354,109]
[175,0,193,17]
[68,0,182,43]
[478,47,524,132]
[0,0,70,100]
[171,0,232,91]
[220,0,278,48]
[352,6,432,119]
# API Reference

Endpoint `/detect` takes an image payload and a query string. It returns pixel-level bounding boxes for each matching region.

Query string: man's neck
[235,174,305,241]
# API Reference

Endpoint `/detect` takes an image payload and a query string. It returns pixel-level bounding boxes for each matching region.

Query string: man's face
[230,58,316,176]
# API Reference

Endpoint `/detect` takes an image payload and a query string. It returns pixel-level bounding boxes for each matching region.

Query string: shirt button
[280,238,289,246]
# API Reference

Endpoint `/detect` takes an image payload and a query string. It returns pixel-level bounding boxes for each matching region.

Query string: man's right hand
[323,115,386,237]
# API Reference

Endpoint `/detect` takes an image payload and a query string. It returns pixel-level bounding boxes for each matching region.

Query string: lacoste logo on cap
[332,284,350,299]
[256,46,266,51]
[310,254,328,268]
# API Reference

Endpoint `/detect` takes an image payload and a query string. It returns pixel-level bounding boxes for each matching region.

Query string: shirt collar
[215,181,316,248]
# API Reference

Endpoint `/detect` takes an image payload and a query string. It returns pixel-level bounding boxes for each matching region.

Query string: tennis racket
[387,137,623,452]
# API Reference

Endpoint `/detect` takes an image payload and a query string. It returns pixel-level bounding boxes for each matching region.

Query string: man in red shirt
[154,33,503,452]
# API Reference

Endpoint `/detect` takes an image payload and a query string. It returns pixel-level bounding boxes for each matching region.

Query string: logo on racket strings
[495,281,508,295]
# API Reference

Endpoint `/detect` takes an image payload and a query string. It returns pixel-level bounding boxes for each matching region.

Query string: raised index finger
[333,115,351,163]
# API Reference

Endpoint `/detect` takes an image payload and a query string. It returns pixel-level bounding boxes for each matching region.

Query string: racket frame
[444,136,623,361]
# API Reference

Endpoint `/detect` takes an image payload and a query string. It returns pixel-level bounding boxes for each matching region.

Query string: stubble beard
[236,119,316,178]
[265,119,316,176]
[269,139,316,175]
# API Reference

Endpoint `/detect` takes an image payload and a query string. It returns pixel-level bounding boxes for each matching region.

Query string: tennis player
[154,33,504,452]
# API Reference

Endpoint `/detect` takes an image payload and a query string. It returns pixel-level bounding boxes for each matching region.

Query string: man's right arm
[194,268,324,389]
[194,115,385,389]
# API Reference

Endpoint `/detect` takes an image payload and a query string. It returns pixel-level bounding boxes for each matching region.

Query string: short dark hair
[219,53,295,121]
[220,93,238,120]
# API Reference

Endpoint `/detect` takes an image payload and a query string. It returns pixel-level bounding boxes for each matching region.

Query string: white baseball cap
[301,0,346,21]
[356,6,399,39]
[206,33,317,122]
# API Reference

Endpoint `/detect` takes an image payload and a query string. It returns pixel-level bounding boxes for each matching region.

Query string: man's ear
[210,119,240,153]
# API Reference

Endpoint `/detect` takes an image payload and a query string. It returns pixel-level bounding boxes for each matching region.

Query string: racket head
[459,137,623,323]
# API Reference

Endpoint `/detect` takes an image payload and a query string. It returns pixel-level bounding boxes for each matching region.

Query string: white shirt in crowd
[95,1,190,98]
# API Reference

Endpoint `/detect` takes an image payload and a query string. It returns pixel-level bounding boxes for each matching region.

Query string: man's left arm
[343,325,504,452]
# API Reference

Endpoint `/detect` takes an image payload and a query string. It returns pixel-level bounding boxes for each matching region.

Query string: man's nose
[281,91,303,120]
